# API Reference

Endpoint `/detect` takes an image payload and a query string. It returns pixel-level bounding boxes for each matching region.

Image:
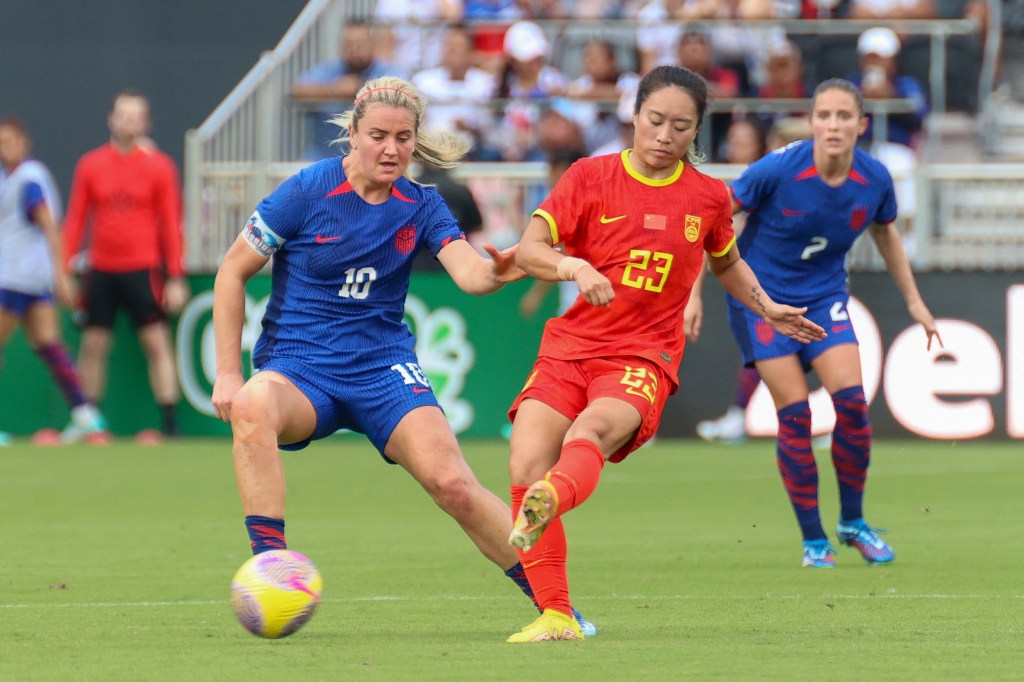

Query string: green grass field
[1,437,1020,681]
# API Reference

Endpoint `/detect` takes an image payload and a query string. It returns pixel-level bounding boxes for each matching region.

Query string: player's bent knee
[230,382,285,440]
[428,473,477,519]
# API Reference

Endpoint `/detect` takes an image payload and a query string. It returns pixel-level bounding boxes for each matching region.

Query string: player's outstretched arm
[709,246,826,344]
[869,221,943,350]
[436,239,526,296]
[516,215,614,307]
[212,235,269,422]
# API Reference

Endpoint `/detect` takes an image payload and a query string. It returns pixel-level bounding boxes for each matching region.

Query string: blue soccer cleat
[801,539,837,568]
[572,608,597,637]
[837,520,895,564]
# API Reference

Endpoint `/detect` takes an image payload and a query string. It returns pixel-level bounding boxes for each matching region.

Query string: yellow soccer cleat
[507,609,584,643]
[508,479,559,552]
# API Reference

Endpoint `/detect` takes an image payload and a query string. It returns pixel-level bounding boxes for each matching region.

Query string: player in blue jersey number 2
[210,76,596,635]
[727,79,942,568]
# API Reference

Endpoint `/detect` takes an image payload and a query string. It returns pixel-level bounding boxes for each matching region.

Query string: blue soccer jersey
[241,158,465,373]
[730,140,897,306]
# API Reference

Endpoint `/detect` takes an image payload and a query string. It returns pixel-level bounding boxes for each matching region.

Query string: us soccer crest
[850,206,868,230]
[684,215,701,242]
[395,225,416,254]
[755,319,776,345]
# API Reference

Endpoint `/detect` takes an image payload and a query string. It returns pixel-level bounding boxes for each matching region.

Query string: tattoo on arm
[751,286,767,314]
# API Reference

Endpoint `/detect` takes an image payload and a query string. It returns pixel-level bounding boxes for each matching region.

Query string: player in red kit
[504,66,827,642]
[63,91,187,442]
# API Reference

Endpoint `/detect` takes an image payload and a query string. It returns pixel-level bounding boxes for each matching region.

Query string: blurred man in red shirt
[63,91,187,443]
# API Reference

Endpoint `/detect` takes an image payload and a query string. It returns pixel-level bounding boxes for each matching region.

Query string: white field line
[1,593,1021,609]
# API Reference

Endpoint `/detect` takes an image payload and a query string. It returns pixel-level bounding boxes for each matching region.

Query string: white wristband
[556,257,589,281]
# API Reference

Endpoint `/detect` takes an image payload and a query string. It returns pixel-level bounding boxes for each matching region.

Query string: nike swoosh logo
[782,208,805,217]
[412,386,431,394]
[599,214,626,224]
[315,234,343,243]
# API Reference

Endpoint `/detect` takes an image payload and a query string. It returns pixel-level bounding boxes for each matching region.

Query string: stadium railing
[184,1,1021,273]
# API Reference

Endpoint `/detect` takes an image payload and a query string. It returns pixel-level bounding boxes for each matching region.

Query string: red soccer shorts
[508,355,671,462]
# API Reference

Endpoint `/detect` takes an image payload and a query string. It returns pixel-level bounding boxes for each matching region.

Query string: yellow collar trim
[620,149,684,187]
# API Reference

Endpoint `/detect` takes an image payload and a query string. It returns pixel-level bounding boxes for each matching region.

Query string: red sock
[547,438,605,515]
[511,485,571,616]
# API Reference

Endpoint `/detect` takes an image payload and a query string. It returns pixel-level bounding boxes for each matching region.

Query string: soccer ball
[230,550,323,638]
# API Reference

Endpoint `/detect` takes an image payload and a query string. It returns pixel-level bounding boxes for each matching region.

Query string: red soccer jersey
[63,143,184,276]
[534,150,736,389]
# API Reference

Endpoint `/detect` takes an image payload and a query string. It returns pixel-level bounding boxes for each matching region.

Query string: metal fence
[183,0,1020,273]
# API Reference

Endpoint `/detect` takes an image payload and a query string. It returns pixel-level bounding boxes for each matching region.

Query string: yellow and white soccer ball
[230,550,323,638]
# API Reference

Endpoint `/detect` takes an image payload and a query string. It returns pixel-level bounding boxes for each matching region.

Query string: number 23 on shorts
[620,366,658,405]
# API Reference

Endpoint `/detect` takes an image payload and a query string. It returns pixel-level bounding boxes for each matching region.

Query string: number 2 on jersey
[800,237,829,261]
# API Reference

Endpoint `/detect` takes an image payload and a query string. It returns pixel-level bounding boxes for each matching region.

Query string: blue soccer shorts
[727,292,859,370]
[0,288,52,316]
[257,351,441,462]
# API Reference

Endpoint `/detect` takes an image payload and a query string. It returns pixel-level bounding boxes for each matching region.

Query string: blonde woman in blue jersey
[211,77,596,634]
[0,117,106,444]
[727,79,941,568]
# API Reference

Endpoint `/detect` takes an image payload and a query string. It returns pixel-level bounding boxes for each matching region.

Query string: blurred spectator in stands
[723,116,768,164]
[566,39,640,154]
[496,21,567,99]
[491,21,568,161]
[676,30,741,99]
[522,0,634,16]
[766,115,811,150]
[568,39,640,101]
[412,162,485,271]
[412,24,501,160]
[291,21,403,159]
[464,0,525,17]
[636,0,708,75]
[536,102,588,160]
[757,39,807,99]
[848,27,928,149]
[374,0,465,74]
[740,37,809,143]
[464,0,527,74]
[636,0,757,91]
[676,29,740,160]
[928,0,989,111]
[589,86,637,157]
[561,0,629,17]
[848,0,936,18]
[62,91,186,444]
[738,0,848,18]
[516,146,588,321]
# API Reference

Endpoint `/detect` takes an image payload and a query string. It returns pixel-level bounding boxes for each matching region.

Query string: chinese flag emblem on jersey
[684,214,701,242]
[395,226,416,254]
[644,214,666,230]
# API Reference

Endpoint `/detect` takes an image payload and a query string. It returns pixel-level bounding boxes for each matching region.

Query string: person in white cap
[849,26,928,148]
[491,21,568,162]
[496,21,567,100]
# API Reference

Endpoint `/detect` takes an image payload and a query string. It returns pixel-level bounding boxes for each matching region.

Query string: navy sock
[245,515,286,554]
[831,386,872,523]
[504,562,542,613]
[776,401,825,541]
[36,343,88,408]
